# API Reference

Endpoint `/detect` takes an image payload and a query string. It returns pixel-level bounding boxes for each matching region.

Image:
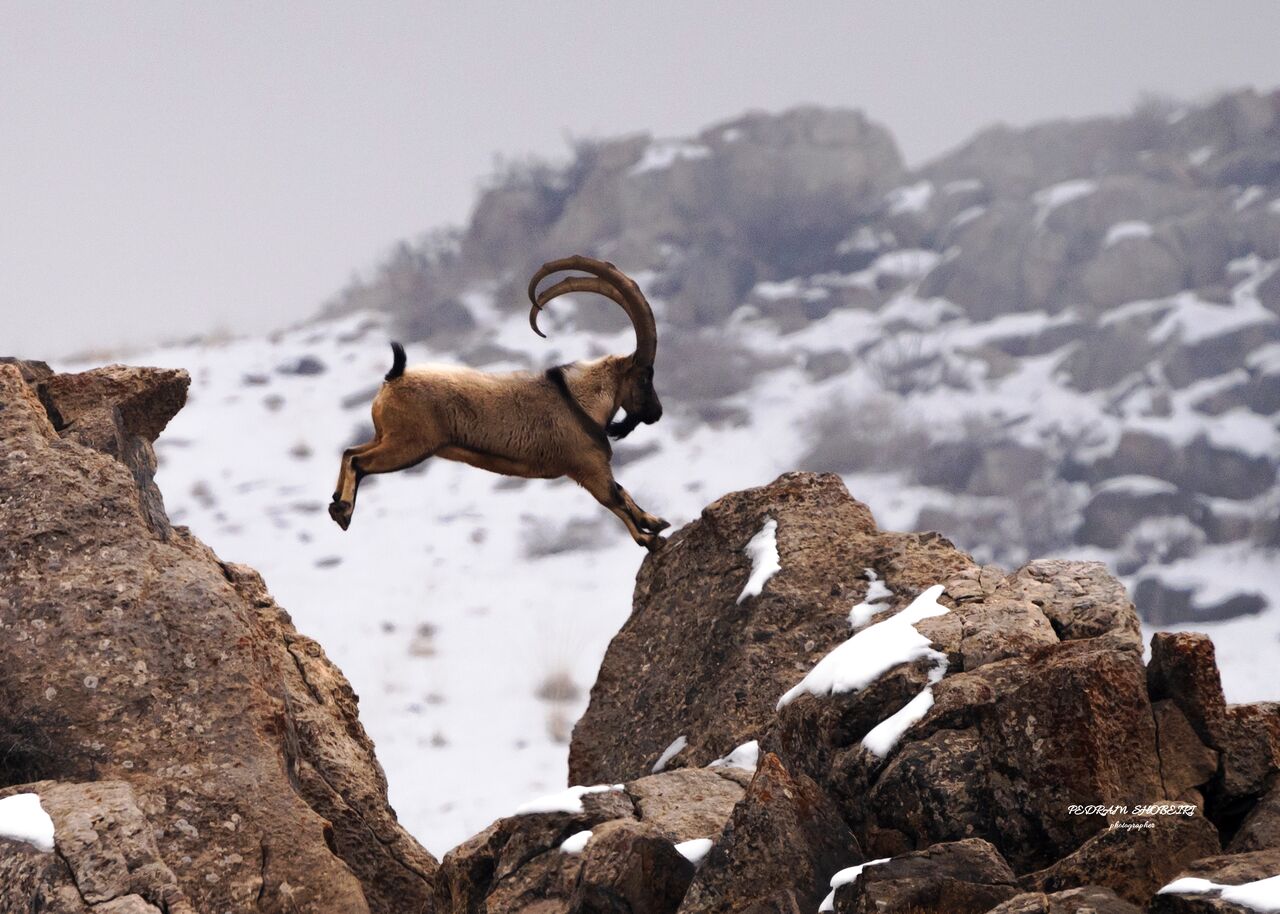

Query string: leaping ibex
[329,255,670,549]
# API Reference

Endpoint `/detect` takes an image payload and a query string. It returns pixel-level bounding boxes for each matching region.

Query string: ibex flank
[329,255,670,549]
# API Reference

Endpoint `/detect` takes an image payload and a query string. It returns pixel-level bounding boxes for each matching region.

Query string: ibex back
[329,255,670,549]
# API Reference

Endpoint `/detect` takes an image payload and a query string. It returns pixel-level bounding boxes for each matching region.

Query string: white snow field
[63,250,1280,854]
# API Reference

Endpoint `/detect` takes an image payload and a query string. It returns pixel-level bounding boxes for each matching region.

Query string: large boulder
[830,838,1019,913]
[678,753,859,914]
[0,363,437,913]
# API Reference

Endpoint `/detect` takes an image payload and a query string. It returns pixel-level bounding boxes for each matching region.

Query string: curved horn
[526,255,658,366]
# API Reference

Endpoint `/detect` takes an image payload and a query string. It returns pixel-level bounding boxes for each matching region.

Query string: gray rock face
[0,364,437,913]
[831,838,1019,914]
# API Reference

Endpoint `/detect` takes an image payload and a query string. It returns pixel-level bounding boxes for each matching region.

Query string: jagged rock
[831,838,1019,914]
[1148,847,1280,913]
[988,886,1143,914]
[0,364,436,913]
[572,820,695,914]
[1148,633,1280,828]
[434,772,741,913]
[678,753,859,914]
[1153,701,1221,801]
[1148,633,1230,745]
[0,780,192,913]
[1228,776,1280,853]
[1021,806,1220,905]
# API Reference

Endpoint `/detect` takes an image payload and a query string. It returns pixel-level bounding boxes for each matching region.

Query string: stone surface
[831,838,1019,914]
[988,886,1143,914]
[1149,848,1280,913]
[678,753,860,914]
[1021,806,1220,905]
[0,363,436,913]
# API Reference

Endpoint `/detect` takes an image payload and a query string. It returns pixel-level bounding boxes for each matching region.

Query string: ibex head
[527,256,663,439]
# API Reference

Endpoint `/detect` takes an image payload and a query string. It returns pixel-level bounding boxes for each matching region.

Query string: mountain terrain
[24,88,1280,855]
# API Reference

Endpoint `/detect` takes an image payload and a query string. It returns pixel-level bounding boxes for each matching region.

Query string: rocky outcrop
[0,363,437,913]
[552,473,1277,913]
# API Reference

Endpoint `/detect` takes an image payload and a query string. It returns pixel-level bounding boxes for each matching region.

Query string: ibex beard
[329,255,670,550]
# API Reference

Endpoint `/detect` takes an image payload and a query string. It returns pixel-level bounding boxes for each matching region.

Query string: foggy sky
[4,1,1280,358]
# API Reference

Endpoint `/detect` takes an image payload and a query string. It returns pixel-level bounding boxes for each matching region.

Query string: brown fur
[330,354,668,548]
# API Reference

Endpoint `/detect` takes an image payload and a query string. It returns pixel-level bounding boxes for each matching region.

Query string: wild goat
[329,255,670,549]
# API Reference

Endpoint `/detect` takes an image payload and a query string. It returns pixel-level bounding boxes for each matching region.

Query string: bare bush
[869,333,974,396]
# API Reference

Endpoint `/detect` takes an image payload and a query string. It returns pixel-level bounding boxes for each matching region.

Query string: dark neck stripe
[545,366,612,458]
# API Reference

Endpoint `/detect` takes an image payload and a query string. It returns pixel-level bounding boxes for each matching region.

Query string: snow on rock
[709,739,760,772]
[559,829,593,854]
[1033,179,1098,227]
[1149,290,1274,347]
[819,858,892,912]
[861,656,948,758]
[737,518,780,604]
[848,568,892,628]
[1159,873,1280,912]
[885,181,934,216]
[0,793,55,853]
[652,735,688,773]
[515,784,624,815]
[675,837,713,865]
[1104,220,1154,247]
[1096,475,1179,497]
[630,139,712,175]
[777,584,948,709]
[1236,186,1267,212]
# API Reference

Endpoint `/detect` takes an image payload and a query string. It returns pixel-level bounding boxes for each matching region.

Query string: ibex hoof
[328,499,353,531]
[651,517,671,533]
[639,532,663,552]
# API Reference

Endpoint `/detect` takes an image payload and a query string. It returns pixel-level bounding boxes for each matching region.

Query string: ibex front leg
[572,456,666,550]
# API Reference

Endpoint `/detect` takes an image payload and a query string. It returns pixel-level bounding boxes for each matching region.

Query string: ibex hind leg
[329,439,435,531]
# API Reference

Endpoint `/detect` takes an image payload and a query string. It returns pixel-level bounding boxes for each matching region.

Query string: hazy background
[5,0,1280,357]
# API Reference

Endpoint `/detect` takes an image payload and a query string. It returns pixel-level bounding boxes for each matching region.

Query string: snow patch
[515,784,624,815]
[1236,186,1266,212]
[885,181,934,216]
[0,793,55,853]
[630,140,712,175]
[862,656,948,758]
[1096,475,1179,497]
[1104,221,1153,247]
[1188,145,1215,166]
[950,205,986,229]
[777,585,949,709]
[737,518,780,604]
[652,735,688,773]
[1159,873,1280,912]
[943,179,983,195]
[819,858,892,912]
[849,568,892,628]
[1033,179,1097,227]
[675,837,713,865]
[560,829,593,854]
[709,739,760,772]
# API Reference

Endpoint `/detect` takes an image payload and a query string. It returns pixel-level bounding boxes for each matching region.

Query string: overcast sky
[4,1,1280,358]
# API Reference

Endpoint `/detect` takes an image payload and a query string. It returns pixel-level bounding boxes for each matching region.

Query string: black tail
[385,341,406,381]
